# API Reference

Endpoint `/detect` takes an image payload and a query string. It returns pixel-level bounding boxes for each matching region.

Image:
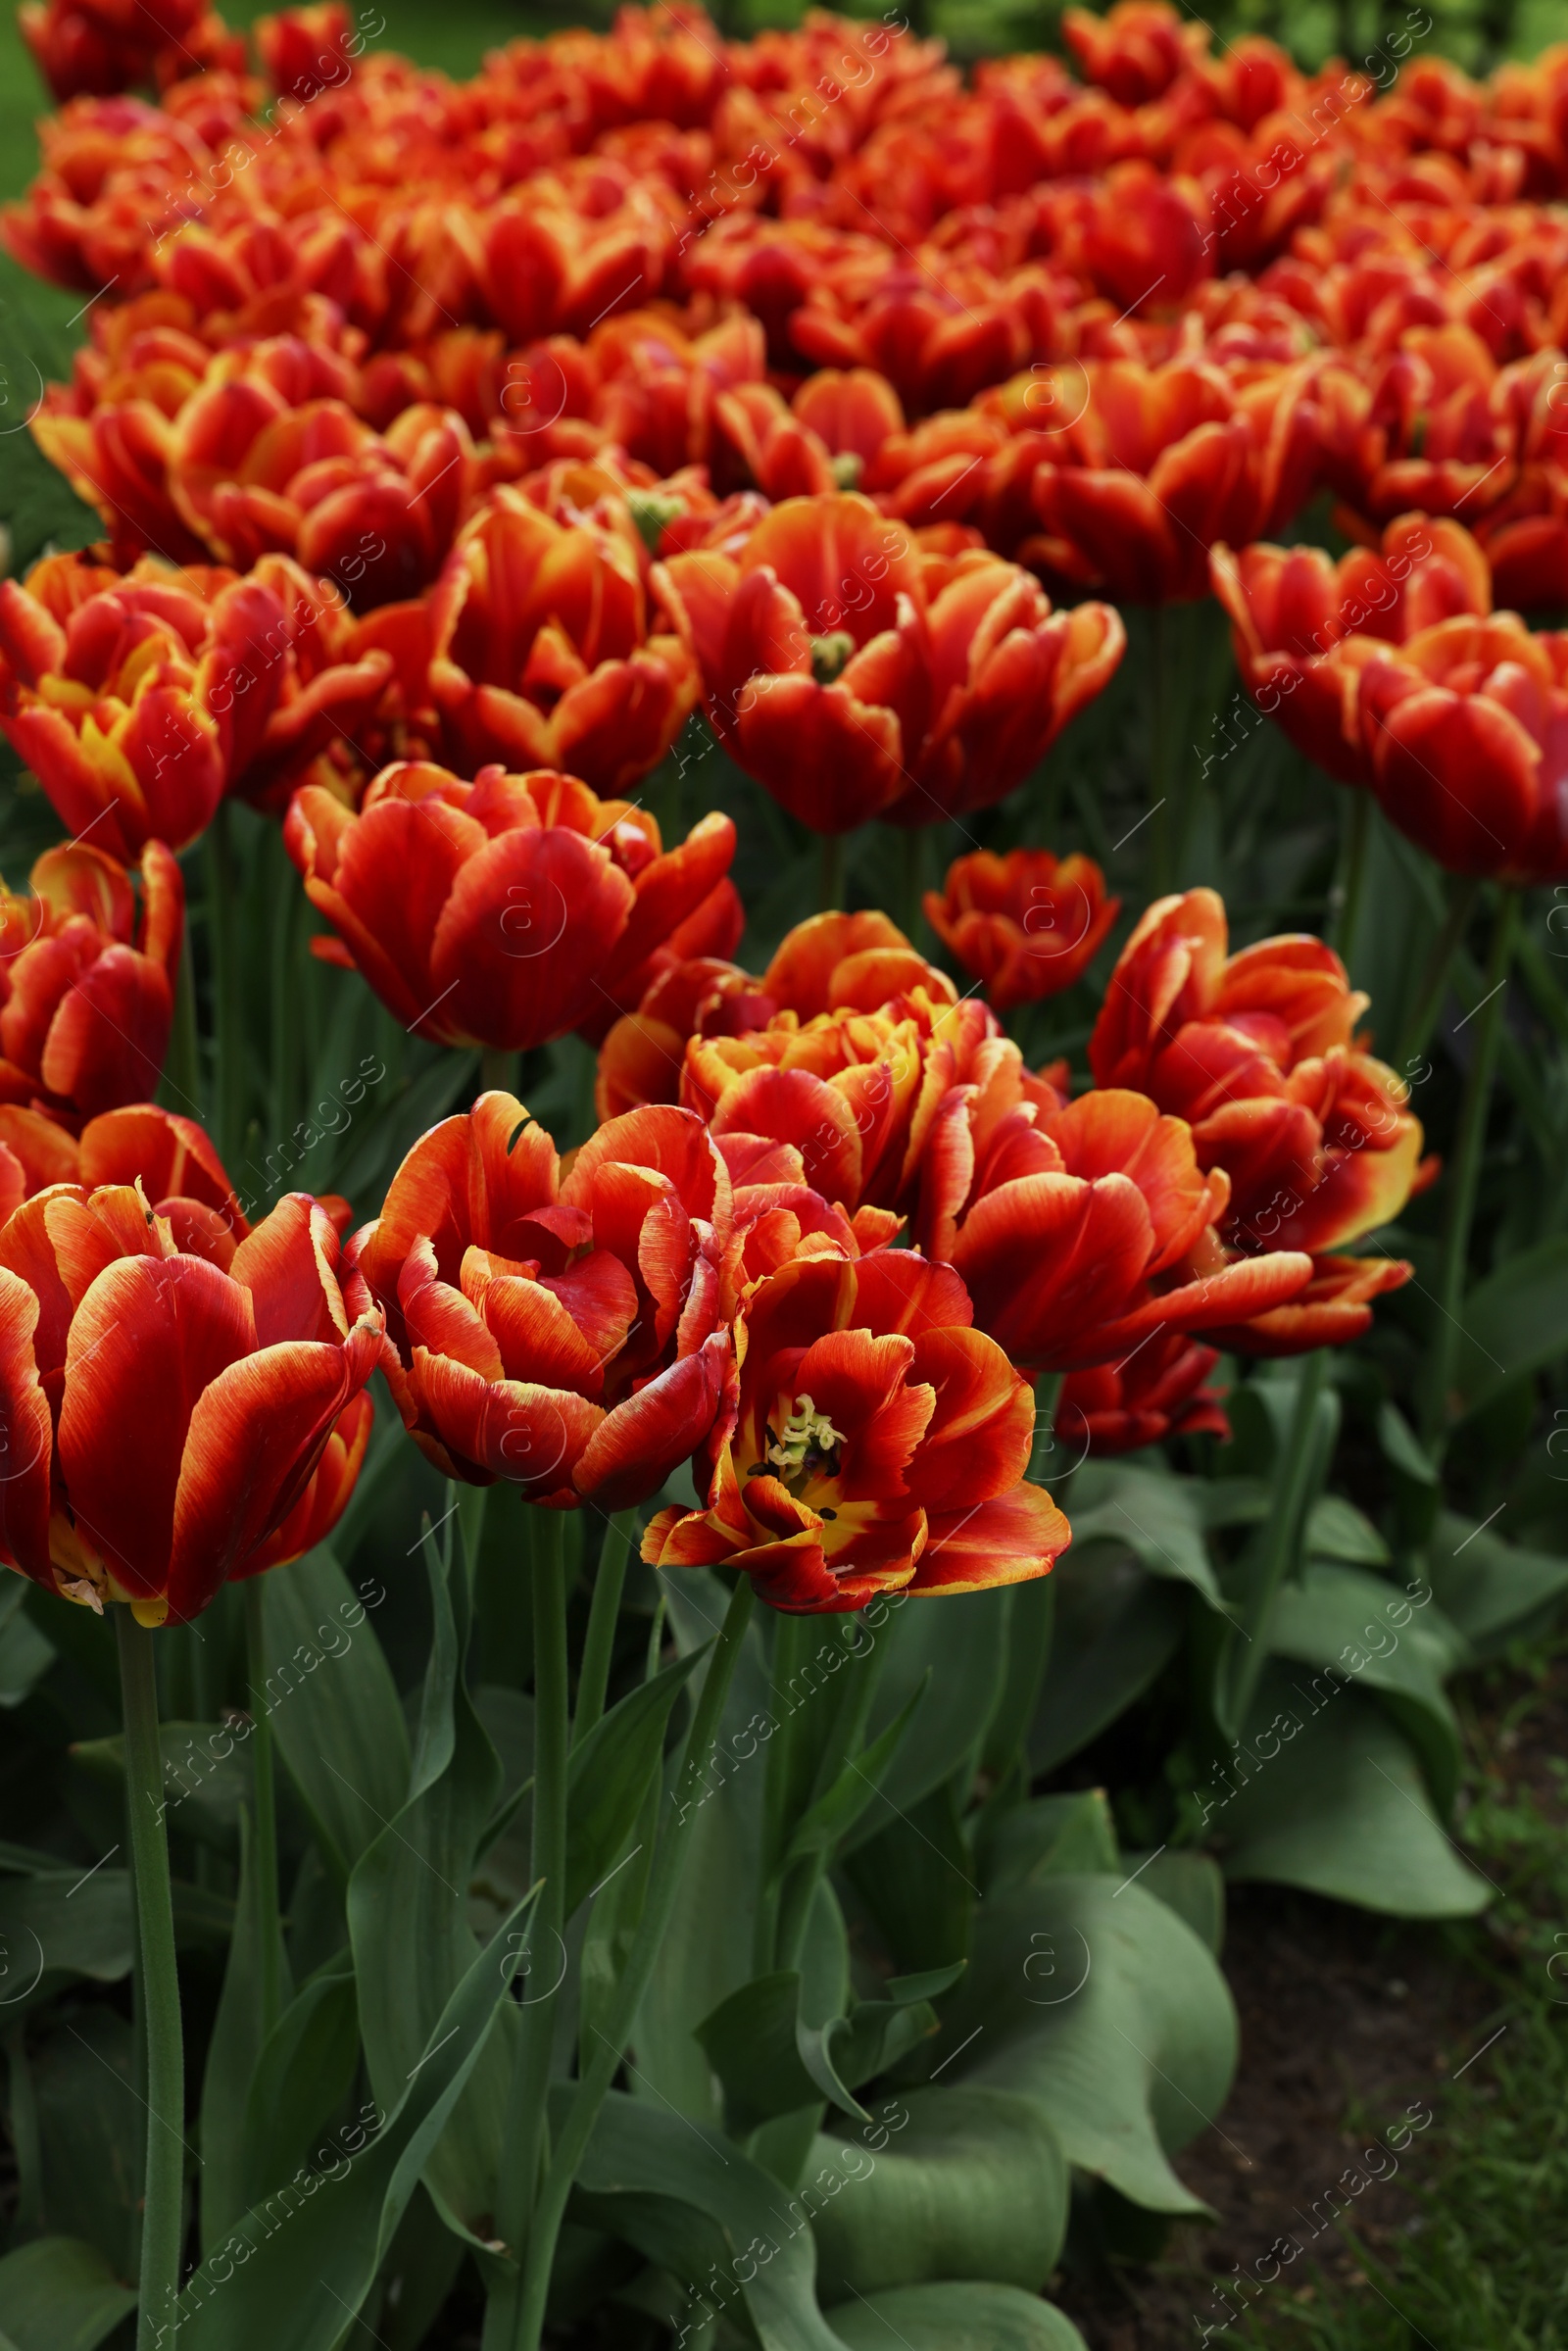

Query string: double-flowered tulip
[1089,888,1418,1347]
[642,1250,1071,1612]
[285,759,739,1049]
[349,1092,732,1508]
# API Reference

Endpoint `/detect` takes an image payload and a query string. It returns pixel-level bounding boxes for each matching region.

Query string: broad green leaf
[627,1572,772,2121]
[1215,1682,1490,1918]
[0,1868,230,2002]
[808,2085,1068,2301]
[783,1675,929,1869]
[1067,1462,1226,1608]
[1263,1563,1468,1810]
[69,1721,249,1854]
[697,1970,829,2134]
[20,2013,139,2279]
[1451,1235,1568,1418]
[978,1791,1119,1896]
[852,1592,1006,1828]
[1377,1400,1438,1487]
[935,1877,1238,2217]
[1126,1850,1225,1955]
[1030,1551,1185,1776]
[241,1952,360,2211]
[200,1808,292,2250]
[1306,1495,1389,1567]
[0,2238,134,2351]
[377,2184,465,2351]
[347,1505,510,2238]
[1429,1511,1568,1655]
[0,1582,52,1710]
[843,1779,975,1976]
[826,2282,1087,2351]
[570,2088,846,2351]
[565,1646,705,1919]
[172,1889,538,2351]
[979,1581,1055,1781]
[263,1547,410,1885]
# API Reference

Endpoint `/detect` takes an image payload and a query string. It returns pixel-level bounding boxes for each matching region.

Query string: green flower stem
[1421,888,1520,1458]
[753,1611,810,1974]
[1327,789,1372,962]
[1397,873,1481,1072]
[896,824,925,943]
[162,924,201,1124]
[242,1579,283,2038]
[492,1507,569,2323]
[117,1606,184,2351]
[505,1574,757,2351]
[572,1508,637,1750]
[203,801,245,1168]
[1225,1350,1329,1736]
[818,831,846,915]
[480,1046,520,1097]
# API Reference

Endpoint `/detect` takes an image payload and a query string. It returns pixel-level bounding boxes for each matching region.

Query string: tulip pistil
[809,631,856,685]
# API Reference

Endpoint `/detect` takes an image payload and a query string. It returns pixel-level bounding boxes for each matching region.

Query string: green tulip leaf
[1030,1549,1185,1776]
[564,1644,706,1919]
[200,1806,293,2250]
[263,1546,410,1886]
[853,1593,1005,1827]
[1428,1511,1568,1656]
[1214,1680,1491,1918]
[825,2280,1088,2350]
[1066,1461,1227,1609]
[241,1950,361,2212]
[932,1876,1238,2217]
[0,2237,135,2351]
[569,2086,846,2351]
[1450,1234,1568,1419]
[807,2084,1068,2302]
[172,1887,539,2351]
[977,1791,1120,1895]
[1262,1563,1467,1810]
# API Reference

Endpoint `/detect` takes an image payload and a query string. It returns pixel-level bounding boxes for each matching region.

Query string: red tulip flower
[660,492,930,833]
[661,496,1123,831]
[1210,514,1494,787]
[286,759,738,1051]
[349,1092,732,1509]
[1057,1332,1229,1458]
[1089,890,1419,1347]
[981,356,1322,604]
[0,840,181,1124]
[595,908,953,1122]
[923,848,1120,1013]
[0,1166,382,1626]
[1354,612,1568,882]
[427,486,700,794]
[0,550,391,856]
[642,1251,1071,1613]
[943,1088,1311,1375]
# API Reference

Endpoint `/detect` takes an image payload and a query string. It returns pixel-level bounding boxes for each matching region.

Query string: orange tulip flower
[642,1250,1071,1612]
[349,1093,732,1509]
[924,847,1120,1012]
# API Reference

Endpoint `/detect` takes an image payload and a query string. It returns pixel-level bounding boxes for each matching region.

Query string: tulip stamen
[764,1394,846,1492]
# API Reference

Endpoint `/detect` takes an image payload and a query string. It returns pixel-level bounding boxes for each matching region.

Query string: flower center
[809,630,856,685]
[761,1392,845,1494]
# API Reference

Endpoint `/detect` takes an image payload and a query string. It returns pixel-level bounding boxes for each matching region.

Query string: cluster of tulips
[5,0,1544,1638]
[8,5,1554,2344]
